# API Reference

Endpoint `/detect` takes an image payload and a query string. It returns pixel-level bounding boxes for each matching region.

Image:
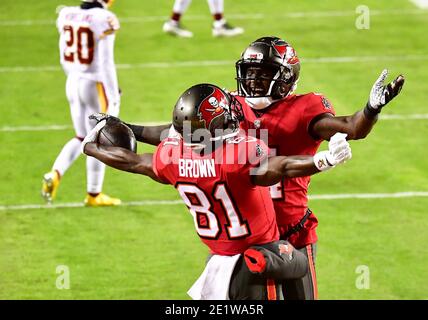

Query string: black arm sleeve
[124,122,145,142]
[123,123,171,146]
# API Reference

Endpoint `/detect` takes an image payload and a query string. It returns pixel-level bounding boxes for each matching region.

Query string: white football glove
[89,112,122,125]
[365,69,405,116]
[81,120,106,154]
[313,133,352,171]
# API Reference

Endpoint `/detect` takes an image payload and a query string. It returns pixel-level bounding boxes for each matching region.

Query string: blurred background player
[163,0,244,38]
[83,84,352,299]
[41,0,121,206]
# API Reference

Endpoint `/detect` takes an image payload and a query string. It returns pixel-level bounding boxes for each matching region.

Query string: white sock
[173,0,192,14]
[207,0,224,15]
[52,137,82,177]
[86,156,105,194]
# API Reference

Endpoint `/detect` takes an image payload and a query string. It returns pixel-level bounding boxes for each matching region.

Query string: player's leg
[163,0,193,38]
[41,75,83,203]
[282,243,318,300]
[208,0,244,37]
[80,79,120,206]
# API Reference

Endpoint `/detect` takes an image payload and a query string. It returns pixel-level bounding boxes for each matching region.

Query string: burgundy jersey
[152,132,279,256]
[235,93,335,248]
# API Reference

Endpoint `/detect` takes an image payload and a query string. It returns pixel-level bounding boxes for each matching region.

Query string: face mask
[245,97,276,110]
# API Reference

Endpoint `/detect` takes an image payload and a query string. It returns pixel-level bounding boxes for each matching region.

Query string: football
[97,120,137,152]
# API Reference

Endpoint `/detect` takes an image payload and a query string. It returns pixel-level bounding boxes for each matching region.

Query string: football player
[233,36,405,300]
[83,84,352,299]
[42,0,121,206]
[97,36,405,299]
[163,0,244,38]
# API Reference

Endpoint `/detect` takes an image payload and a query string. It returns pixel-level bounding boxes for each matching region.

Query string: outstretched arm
[125,123,171,145]
[89,113,171,146]
[251,133,352,186]
[311,111,374,141]
[251,156,319,186]
[81,120,166,183]
[84,143,166,184]
[311,70,405,140]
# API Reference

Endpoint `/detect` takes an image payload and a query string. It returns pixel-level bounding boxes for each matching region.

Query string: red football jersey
[152,132,279,256]
[236,93,335,248]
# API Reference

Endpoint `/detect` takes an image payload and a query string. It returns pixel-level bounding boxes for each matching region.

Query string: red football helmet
[236,36,300,99]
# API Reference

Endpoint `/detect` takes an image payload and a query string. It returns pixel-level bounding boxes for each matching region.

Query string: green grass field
[1,0,427,300]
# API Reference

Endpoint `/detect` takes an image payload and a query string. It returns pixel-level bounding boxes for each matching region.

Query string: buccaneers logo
[273,40,299,65]
[197,87,227,130]
[279,243,294,260]
[273,43,287,59]
[286,46,300,65]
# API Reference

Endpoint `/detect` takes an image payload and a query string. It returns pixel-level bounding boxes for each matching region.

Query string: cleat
[162,20,193,38]
[41,170,60,204]
[84,193,121,207]
[212,20,244,37]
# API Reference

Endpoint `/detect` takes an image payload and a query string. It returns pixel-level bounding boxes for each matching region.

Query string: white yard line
[1,55,428,74]
[410,0,428,9]
[0,122,168,132]
[0,200,184,211]
[308,191,428,200]
[380,114,428,120]
[2,114,427,133]
[0,9,426,27]
[303,55,428,63]
[0,124,72,132]
[1,192,427,211]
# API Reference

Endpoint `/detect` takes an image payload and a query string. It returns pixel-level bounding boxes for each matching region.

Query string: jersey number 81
[177,183,250,240]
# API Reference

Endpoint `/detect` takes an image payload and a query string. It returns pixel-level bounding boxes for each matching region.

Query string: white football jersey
[57,6,120,79]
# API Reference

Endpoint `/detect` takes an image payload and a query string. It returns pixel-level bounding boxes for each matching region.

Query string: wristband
[363,103,380,120]
[313,151,333,171]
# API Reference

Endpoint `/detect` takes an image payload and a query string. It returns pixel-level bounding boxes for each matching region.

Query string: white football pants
[172,0,224,15]
[52,75,115,194]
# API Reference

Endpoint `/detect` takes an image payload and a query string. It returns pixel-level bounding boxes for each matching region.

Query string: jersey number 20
[63,25,94,64]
